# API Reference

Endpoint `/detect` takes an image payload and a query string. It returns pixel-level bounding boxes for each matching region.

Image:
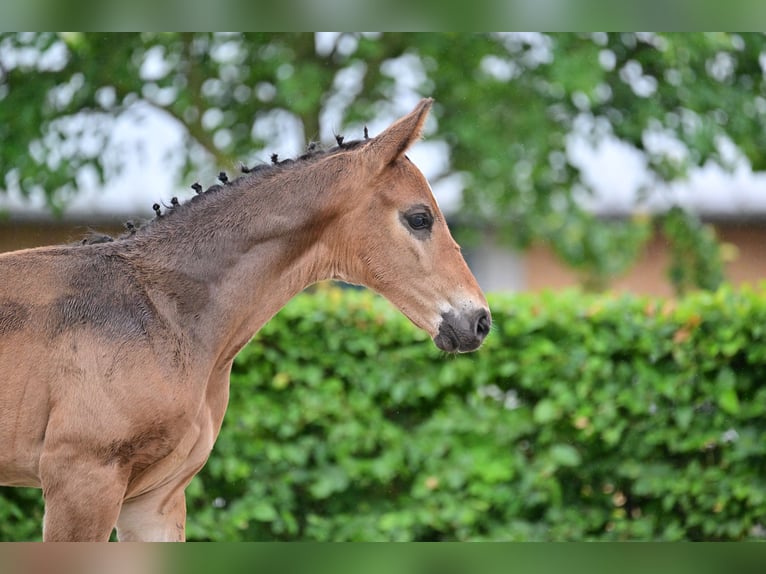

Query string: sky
[3,102,765,224]
[2,32,766,223]
[0,94,463,222]
[569,131,766,219]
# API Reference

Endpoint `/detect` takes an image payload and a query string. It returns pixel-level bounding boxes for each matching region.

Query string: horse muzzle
[434,308,491,353]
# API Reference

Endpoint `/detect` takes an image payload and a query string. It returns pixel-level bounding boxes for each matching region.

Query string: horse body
[0,99,491,541]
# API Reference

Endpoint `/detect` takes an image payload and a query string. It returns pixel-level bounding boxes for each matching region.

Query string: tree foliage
[2,32,765,290]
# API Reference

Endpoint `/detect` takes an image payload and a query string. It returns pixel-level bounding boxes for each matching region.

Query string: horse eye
[406,212,433,231]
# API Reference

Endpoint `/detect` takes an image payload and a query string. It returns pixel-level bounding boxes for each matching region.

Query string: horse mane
[78,133,369,246]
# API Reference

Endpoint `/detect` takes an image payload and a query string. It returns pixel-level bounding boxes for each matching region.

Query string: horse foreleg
[117,382,227,542]
[116,485,187,542]
[40,449,130,542]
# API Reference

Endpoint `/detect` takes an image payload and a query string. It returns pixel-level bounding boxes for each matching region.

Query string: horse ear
[367,98,433,167]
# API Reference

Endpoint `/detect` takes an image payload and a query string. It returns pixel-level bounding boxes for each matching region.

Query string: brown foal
[0,99,490,541]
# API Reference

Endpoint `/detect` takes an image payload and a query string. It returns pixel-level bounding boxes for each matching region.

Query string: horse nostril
[475,310,491,339]
[435,308,491,353]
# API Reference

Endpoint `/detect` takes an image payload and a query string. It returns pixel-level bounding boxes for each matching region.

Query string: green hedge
[2,286,766,541]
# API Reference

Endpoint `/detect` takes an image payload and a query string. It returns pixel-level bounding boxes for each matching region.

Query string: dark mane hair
[78,136,368,246]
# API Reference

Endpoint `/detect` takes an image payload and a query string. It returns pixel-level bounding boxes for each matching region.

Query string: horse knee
[40,452,129,541]
[117,488,186,542]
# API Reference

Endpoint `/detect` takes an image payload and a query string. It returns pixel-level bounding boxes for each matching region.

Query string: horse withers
[0,99,490,541]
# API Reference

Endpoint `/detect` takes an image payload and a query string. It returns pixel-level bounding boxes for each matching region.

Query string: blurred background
[2,32,766,297]
[5,33,766,544]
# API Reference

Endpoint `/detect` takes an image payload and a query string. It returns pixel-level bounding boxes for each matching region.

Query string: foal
[0,99,490,541]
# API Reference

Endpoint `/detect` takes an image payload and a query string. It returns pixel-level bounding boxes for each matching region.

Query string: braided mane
[79,135,368,246]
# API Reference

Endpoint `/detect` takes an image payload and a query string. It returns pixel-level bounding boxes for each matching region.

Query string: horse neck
[125,165,344,364]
